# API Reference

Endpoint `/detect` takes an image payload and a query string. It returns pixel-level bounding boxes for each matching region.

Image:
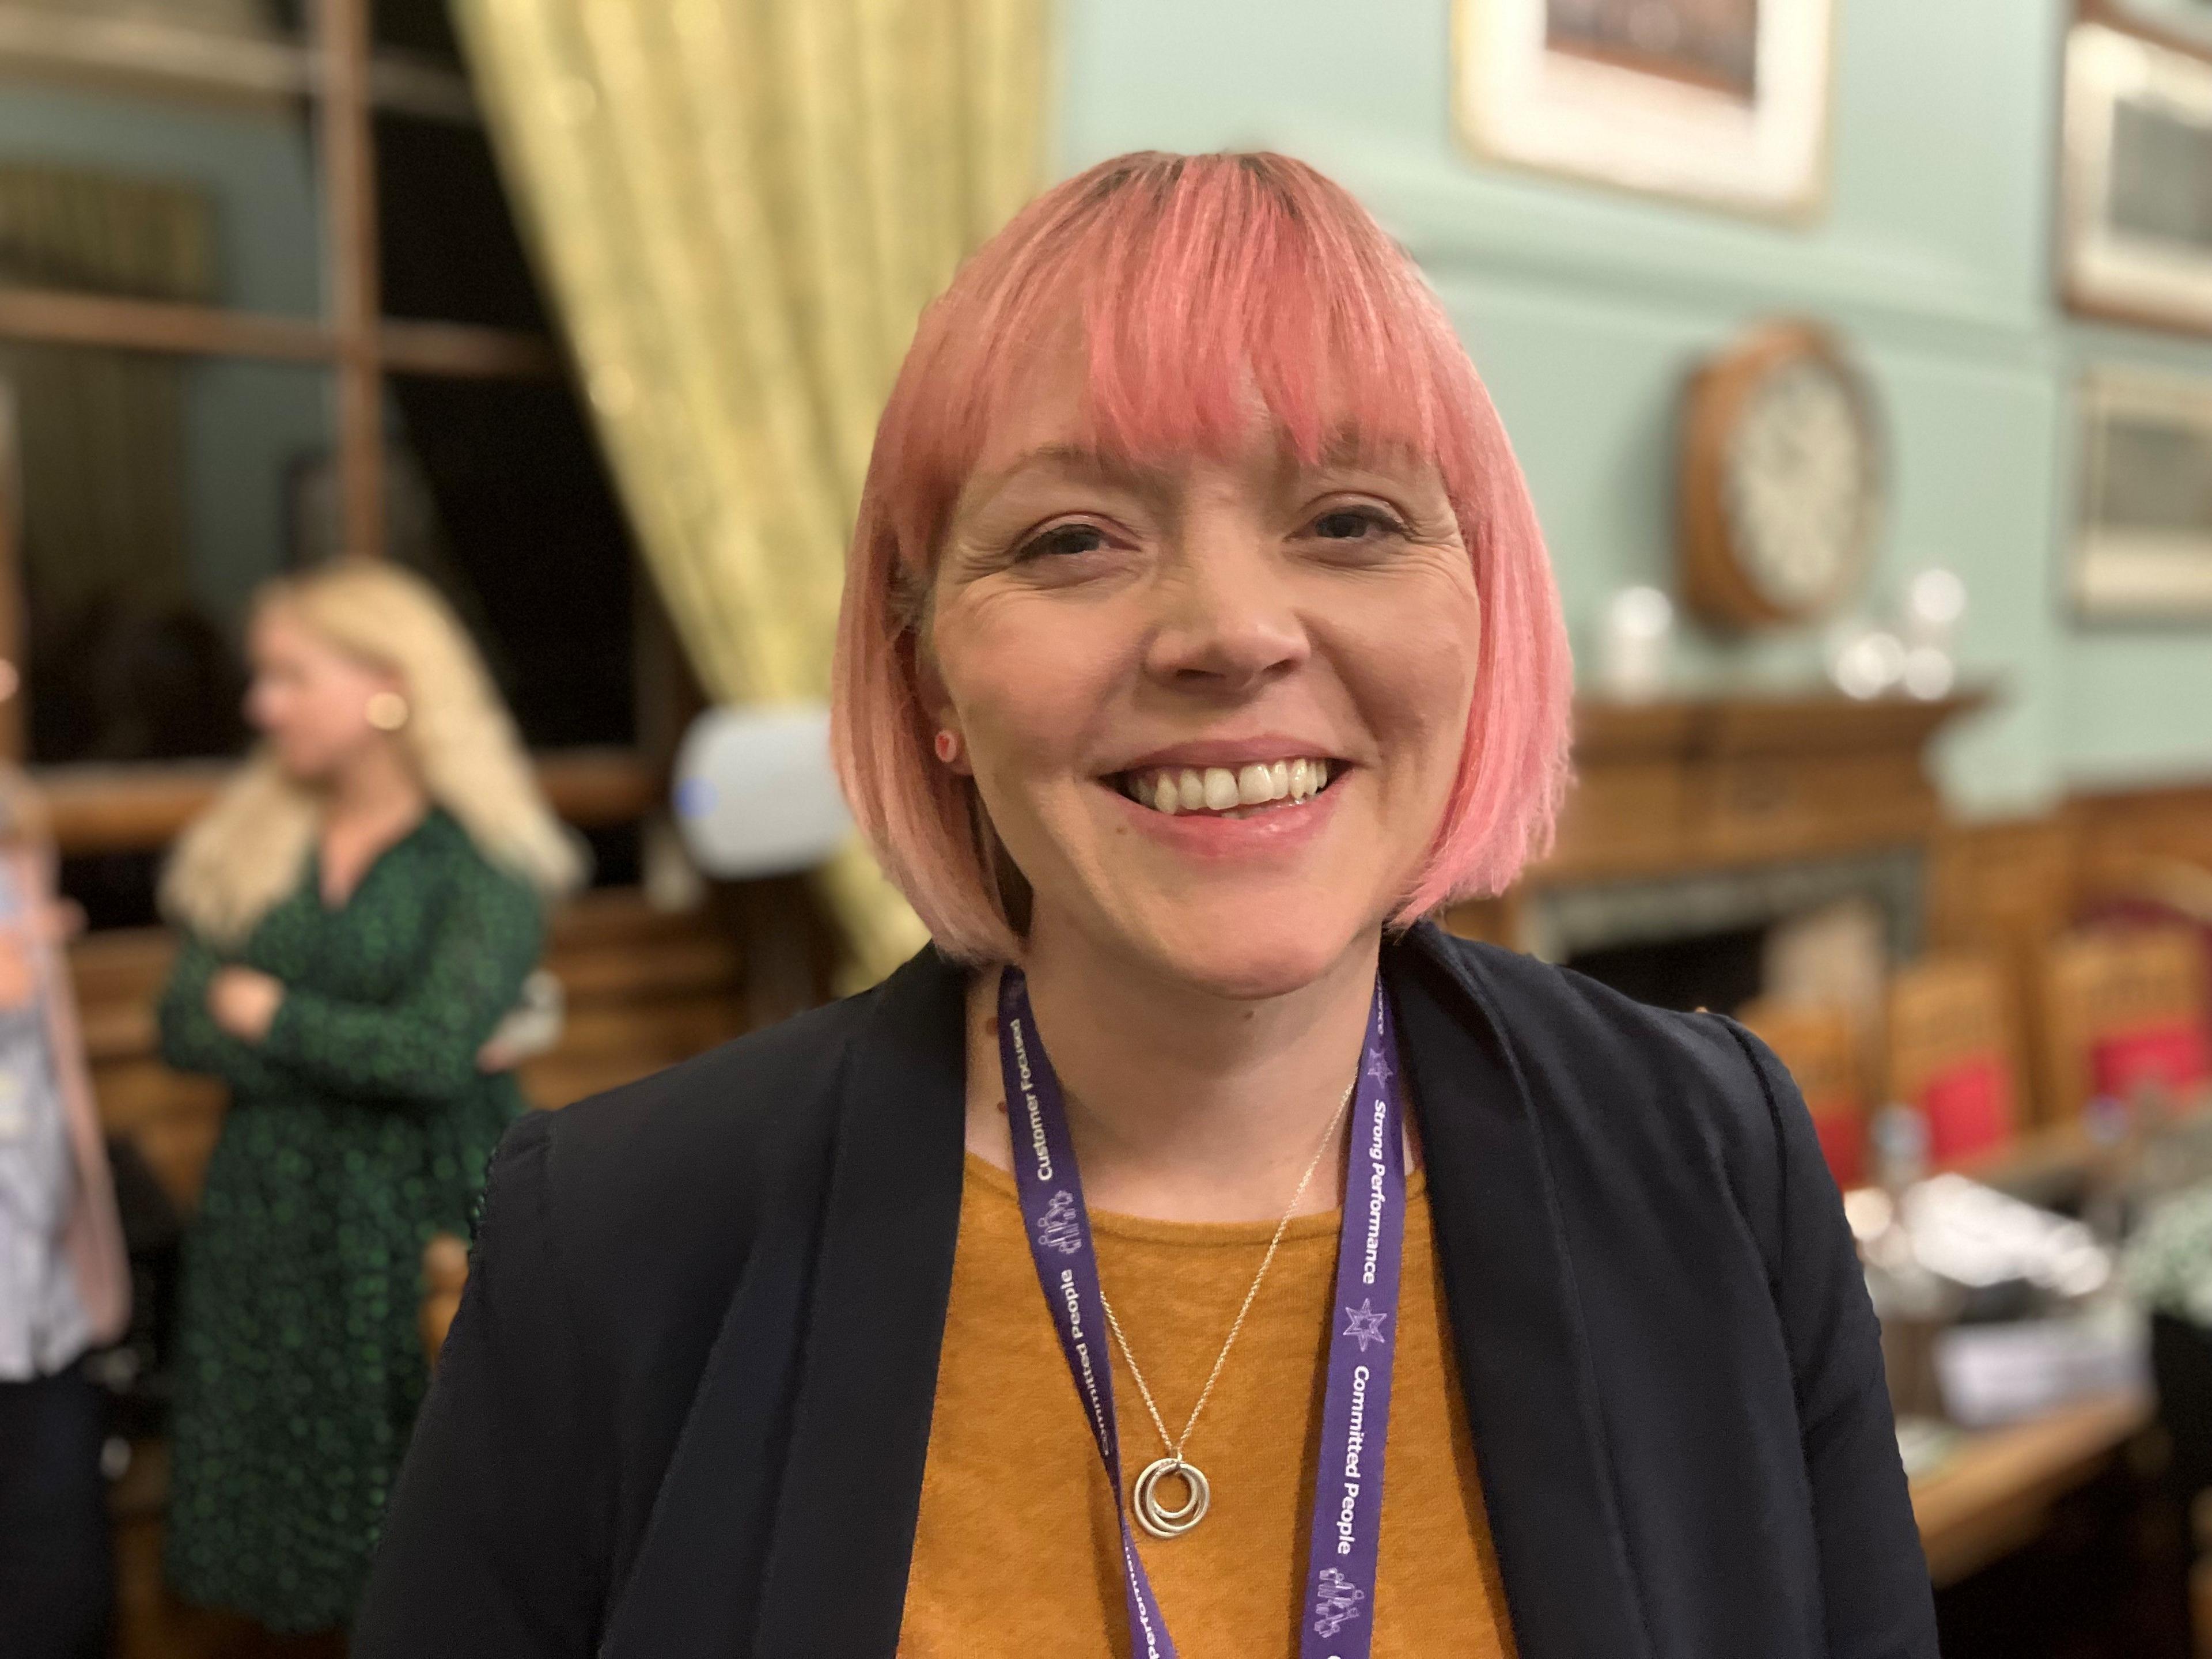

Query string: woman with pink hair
[357,153,1933,1659]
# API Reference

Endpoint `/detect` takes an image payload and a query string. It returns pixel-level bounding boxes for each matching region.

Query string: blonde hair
[161,559,587,946]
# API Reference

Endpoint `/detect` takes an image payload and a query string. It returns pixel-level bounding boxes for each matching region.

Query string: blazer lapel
[749,948,971,1654]
[596,947,969,1659]
[1391,927,1654,1659]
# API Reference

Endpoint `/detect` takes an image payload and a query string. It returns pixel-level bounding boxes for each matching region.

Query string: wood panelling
[1927,816,2080,1129]
[39,748,658,857]
[79,886,751,1213]
[2072,781,2212,905]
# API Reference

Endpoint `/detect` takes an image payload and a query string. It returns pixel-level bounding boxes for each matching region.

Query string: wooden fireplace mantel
[1448,688,1993,941]
[1548,688,1991,884]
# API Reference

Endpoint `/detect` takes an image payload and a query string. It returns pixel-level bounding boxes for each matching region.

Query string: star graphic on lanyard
[1364,1052,1393,1090]
[1341,1298,1392,1353]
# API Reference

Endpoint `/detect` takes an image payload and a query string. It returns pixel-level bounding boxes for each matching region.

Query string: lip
[1101,768,1343,859]
[1105,733,1345,774]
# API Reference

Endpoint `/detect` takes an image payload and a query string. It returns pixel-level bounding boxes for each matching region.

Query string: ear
[907,628,973,777]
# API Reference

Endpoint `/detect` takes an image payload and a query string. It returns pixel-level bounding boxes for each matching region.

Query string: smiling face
[923,350,1483,1001]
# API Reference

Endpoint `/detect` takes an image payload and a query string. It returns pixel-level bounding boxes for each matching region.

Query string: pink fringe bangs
[831,151,1573,963]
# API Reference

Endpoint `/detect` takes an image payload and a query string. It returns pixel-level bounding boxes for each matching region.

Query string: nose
[1143,532,1308,695]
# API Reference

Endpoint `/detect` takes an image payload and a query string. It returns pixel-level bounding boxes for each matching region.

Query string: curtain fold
[452,0,1050,987]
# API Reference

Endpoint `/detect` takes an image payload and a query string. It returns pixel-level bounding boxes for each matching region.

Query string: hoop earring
[365,691,410,733]
[934,730,961,766]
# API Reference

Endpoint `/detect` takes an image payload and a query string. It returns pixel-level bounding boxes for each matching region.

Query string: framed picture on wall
[2061,21,2212,332]
[2084,0,2212,57]
[1451,0,1836,221]
[2072,366,2212,620]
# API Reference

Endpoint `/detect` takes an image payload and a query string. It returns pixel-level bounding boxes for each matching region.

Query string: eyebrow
[959,423,1437,521]
[974,441,1152,489]
[1314,421,1427,475]
[955,441,1164,522]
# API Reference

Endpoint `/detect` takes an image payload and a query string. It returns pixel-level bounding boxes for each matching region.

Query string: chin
[1124,905,1366,1003]
[271,748,334,787]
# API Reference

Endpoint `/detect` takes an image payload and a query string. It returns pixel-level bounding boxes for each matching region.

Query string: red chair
[1739,998,1867,1189]
[2040,925,2212,1123]
[1887,955,2020,1166]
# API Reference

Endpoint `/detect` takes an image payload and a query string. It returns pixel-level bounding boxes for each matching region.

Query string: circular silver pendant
[1131,1457,1210,1539]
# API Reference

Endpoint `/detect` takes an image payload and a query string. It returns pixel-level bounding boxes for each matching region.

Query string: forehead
[959,329,1442,505]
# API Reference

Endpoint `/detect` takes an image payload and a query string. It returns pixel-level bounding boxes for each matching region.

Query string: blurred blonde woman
[157,559,582,1637]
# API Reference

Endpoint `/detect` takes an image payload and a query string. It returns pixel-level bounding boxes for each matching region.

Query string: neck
[322,740,426,836]
[983,918,1387,1222]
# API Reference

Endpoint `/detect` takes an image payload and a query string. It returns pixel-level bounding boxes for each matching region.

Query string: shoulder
[1412,926,1782,1102]
[480,984,889,1345]
[1402,927,1802,1241]
[542,990,872,1229]
[419,811,537,907]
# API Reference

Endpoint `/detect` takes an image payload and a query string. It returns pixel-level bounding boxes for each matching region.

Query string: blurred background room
[0,1,2209,1656]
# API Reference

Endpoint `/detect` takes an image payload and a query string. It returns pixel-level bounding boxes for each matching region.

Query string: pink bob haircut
[830,151,1572,964]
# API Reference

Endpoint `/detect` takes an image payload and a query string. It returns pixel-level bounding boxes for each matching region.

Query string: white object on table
[672,703,854,878]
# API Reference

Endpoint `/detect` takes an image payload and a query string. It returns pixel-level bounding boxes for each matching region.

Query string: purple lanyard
[998,968,1407,1659]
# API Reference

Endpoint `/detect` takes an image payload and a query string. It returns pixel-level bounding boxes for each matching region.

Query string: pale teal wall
[1057,0,2212,816]
[0,80,328,631]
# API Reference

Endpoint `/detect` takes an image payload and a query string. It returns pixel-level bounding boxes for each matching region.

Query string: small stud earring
[365,691,410,733]
[934,730,960,765]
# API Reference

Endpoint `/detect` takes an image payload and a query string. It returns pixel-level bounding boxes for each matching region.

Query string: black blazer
[354,924,1937,1658]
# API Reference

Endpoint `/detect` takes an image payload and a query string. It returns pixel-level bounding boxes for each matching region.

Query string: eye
[1013,521,1111,562]
[1307,505,1405,542]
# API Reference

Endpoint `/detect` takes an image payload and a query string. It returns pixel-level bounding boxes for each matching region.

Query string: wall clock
[1678,321,1884,628]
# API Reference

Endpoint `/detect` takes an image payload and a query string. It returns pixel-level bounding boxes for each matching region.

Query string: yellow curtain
[451,0,1050,986]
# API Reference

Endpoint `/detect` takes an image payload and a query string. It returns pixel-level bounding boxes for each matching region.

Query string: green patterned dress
[157,809,544,1632]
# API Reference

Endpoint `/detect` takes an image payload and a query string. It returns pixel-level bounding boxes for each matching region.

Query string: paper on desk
[1934,1301,2149,1428]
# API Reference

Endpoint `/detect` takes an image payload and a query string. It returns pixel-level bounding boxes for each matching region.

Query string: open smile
[1105,755,1343,820]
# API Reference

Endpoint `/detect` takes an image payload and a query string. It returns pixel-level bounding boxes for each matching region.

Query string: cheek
[937,599,1127,785]
[1344,577,1482,779]
[293,677,366,745]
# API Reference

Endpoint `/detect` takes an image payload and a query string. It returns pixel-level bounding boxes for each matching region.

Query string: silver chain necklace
[1096,1078,1358,1539]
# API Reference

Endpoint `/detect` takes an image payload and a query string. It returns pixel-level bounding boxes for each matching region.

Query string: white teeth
[1120,757,1336,815]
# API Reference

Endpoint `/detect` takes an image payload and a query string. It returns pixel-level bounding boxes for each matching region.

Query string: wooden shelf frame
[0,0,566,567]
[0,286,557,377]
[37,748,658,856]
[0,2,653,856]
[0,3,478,122]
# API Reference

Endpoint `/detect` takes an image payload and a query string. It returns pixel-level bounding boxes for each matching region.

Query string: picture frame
[2082,0,2212,59]
[2071,366,2212,622]
[2061,20,2212,334]
[1451,0,1837,221]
